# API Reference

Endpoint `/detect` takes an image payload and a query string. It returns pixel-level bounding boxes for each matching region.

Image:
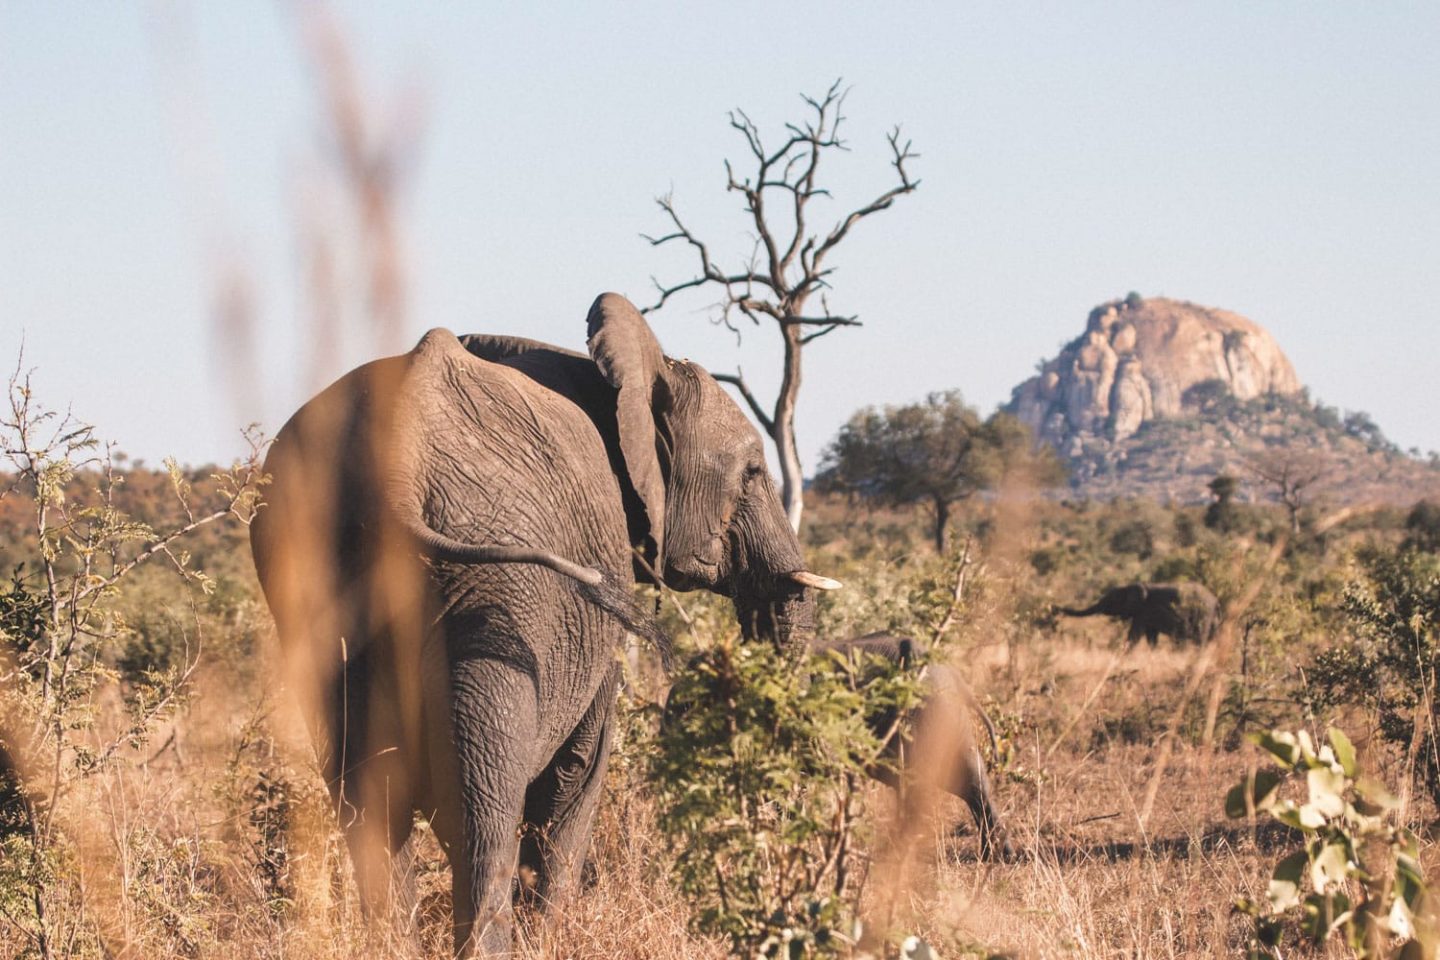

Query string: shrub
[0,368,265,953]
[1107,518,1154,559]
[1205,473,1245,533]
[1403,500,1440,553]
[1227,727,1435,958]
[1303,546,1440,807]
[651,633,924,957]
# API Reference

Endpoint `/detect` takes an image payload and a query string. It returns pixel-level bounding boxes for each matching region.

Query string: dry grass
[8,624,1433,959]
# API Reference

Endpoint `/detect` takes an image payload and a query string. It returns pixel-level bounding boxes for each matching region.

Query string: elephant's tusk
[787,570,843,591]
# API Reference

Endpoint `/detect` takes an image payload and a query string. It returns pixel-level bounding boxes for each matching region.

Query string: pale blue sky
[2,3,1437,470]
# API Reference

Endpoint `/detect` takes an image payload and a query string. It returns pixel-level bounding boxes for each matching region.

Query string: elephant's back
[399,333,632,746]
[400,330,630,576]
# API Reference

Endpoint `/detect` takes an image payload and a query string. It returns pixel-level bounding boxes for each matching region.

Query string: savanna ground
[3,416,1436,960]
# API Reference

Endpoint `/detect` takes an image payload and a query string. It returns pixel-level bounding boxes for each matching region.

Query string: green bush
[1227,728,1435,958]
[651,633,923,957]
[1107,518,1154,559]
[1403,500,1440,553]
[1303,546,1440,806]
[1205,473,1244,533]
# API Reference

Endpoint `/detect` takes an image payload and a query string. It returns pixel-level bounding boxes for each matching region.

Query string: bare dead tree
[642,80,919,530]
[1247,447,1333,535]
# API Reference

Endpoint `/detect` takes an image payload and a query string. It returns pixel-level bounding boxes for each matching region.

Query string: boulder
[1009,296,1300,446]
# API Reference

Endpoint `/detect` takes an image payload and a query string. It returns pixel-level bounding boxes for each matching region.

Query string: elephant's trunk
[721,476,831,655]
[734,581,816,656]
[1056,603,1104,618]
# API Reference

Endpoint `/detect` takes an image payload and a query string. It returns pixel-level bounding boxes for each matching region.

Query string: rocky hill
[1006,296,1440,505]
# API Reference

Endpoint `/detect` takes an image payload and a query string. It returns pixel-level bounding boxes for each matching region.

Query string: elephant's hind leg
[952,746,1014,861]
[448,657,537,957]
[519,666,620,913]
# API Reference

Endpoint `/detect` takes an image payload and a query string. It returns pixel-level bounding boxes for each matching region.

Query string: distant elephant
[1057,582,1218,646]
[813,633,1015,861]
[250,293,837,955]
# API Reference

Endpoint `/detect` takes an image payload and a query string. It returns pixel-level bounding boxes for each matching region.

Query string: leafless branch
[641,194,777,316]
[642,80,918,528]
[808,126,919,275]
[789,314,860,327]
[799,323,854,346]
[930,539,976,645]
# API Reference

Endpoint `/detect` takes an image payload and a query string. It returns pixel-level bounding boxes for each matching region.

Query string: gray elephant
[813,633,1015,861]
[250,293,837,955]
[1057,582,1218,646]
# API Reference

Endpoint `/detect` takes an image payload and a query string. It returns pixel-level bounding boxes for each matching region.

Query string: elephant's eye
[741,464,764,488]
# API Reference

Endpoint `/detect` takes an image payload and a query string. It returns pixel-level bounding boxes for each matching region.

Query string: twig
[930,538,976,645]
[631,547,694,627]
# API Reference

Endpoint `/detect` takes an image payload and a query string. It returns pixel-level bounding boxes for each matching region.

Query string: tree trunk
[933,496,950,554]
[773,323,805,532]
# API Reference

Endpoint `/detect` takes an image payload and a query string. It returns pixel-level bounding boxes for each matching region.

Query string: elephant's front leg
[519,666,620,912]
[448,657,537,957]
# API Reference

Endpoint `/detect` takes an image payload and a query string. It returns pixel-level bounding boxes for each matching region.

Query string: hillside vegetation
[1008,296,1440,506]
[1064,388,1440,506]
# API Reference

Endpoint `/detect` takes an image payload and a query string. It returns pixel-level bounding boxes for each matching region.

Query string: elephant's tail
[577,576,673,672]
[401,518,673,671]
[977,704,1000,758]
[951,673,1001,758]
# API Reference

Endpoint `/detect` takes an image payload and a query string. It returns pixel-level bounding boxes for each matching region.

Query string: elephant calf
[1057,581,1218,647]
[814,633,1015,861]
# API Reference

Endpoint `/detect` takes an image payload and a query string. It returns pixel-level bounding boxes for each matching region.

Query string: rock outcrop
[1004,296,1439,505]
[1010,297,1301,450]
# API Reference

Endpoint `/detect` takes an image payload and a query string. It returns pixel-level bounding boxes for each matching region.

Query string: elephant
[812,633,1015,861]
[1056,582,1218,647]
[250,293,838,955]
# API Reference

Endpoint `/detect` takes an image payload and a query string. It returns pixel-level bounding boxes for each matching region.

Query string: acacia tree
[1248,447,1332,535]
[643,81,918,531]
[814,391,1061,553]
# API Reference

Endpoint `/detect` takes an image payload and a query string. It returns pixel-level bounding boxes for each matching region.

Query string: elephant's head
[586,293,833,652]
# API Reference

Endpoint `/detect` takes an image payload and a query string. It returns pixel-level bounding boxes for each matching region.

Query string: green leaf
[1306,766,1347,818]
[1253,730,1302,767]
[1268,850,1307,912]
[1227,769,1285,818]
[1299,890,1349,941]
[1327,727,1358,778]
[1390,893,1416,941]
[1295,804,1329,830]
[1273,803,1323,832]
[1310,840,1351,893]
[1354,776,1398,813]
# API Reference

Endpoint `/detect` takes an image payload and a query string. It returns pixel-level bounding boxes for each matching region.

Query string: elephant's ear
[586,292,668,566]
